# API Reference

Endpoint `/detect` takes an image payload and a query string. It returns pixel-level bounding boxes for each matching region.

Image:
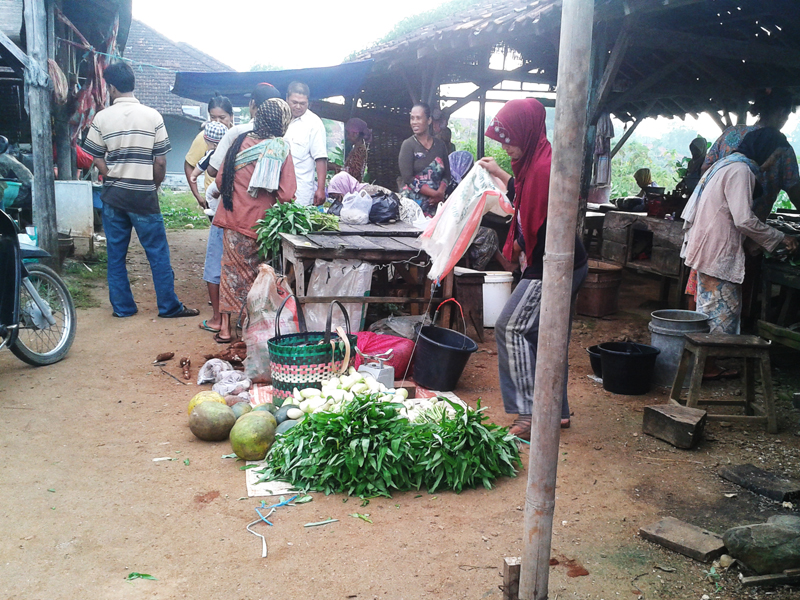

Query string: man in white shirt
[284,81,328,206]
[206,83,281,179]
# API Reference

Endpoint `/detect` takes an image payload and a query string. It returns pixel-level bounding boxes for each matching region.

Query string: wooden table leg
[758,353,778,434]
[743,357,755,416]
[669,348,692,404]
[686,347,707,408]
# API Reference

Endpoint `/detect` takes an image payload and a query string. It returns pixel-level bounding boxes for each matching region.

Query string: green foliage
[256,395,521,497]
[774,190,794,211]
[254,203,339,261]
[347,0,485,59]
[158,191,210,229]
[62,251,107,309]
[610,140,678,198]
[249,63,283,72]
[457,138,512,176]
[376,0,485,45]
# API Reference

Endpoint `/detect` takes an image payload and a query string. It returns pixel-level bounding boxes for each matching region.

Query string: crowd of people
[81,61,800,440]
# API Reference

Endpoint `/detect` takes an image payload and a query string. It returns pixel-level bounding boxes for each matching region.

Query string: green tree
[249,63,282,72]
[610,140,677,197]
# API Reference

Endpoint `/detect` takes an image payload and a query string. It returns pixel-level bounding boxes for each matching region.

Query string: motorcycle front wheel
[10,264,77,366]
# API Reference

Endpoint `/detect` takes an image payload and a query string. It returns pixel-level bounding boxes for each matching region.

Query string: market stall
[758,213,800,349]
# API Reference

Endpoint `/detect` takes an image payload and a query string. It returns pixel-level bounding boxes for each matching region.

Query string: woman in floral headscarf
[478,98,588,438]
[212,98,297,343]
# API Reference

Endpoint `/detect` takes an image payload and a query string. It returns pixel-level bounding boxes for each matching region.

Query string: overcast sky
[131,1,800,142]
[132,0,453,71]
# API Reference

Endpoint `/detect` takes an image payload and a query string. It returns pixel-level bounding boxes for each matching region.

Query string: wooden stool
[669,333,777,433]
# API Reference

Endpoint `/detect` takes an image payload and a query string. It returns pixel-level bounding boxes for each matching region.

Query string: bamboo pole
[518,0,594,598]
[24,0,59,269]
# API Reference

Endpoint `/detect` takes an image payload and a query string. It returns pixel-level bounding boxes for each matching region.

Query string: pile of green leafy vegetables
[254,203,339,260]
[255,395,521,497]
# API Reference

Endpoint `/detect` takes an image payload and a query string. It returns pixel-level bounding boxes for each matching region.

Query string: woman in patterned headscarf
[212,98,297,343]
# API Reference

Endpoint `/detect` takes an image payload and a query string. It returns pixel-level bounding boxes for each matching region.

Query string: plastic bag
[339,190,372,225]
[197,358,234,385]
[243,264,298,382]
[398,197,429,229]
[304,259,374,332]
[212,371,251,396]
[419,164,513,283]
[327,198,343,216]
[353,331,415,377]
[369,192,400,224]
[368,314,430,339]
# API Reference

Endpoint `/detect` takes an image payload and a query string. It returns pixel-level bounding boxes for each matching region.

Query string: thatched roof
[351,0,800,124]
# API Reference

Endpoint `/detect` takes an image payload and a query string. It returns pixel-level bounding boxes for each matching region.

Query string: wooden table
[280,222,454,321]
[601,211,687,306]
[758,259,800,350]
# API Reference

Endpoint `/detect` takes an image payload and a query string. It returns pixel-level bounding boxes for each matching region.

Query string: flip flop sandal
[213,332,232,344]
[160,307,200,318]
[510,416,532,441]
[560,418,571,429]
[199,319,221,333]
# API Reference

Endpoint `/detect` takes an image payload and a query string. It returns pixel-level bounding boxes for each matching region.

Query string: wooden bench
[668,333,777,433]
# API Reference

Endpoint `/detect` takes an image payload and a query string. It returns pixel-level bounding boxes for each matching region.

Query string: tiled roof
[123,19,234,117]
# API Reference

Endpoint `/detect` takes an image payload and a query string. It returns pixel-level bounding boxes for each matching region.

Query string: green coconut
[229,412,277,460]
[189,402,236,441]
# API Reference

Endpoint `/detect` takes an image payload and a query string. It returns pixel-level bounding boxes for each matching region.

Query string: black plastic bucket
[413,325,478,391]
[598,342,660,395]
[586,345,602,377]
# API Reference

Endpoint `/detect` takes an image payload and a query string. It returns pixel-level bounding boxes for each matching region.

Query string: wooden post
[24,0,59,269]
[477,93,486,159]
[518,0,594,598]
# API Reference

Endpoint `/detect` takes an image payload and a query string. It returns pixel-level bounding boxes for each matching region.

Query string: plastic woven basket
[268,298,356,403]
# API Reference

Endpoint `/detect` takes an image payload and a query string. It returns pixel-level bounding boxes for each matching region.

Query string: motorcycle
[0,139,76,366]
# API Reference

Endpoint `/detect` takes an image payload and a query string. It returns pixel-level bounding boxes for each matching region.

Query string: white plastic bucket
[482,271,513,327]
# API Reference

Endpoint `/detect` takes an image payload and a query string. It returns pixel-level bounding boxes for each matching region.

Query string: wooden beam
[0,29,31,70]
[610,119,641,159]
[24,0,59,269]
[442,61,546,116]
[605,57,683,112]
[705,108,727,132]
[609,100,656,158]
[589,21,632,122]
[632,28,800,68]
[313,100,408,136]
[594,0,705,22]
[688,58,744,97]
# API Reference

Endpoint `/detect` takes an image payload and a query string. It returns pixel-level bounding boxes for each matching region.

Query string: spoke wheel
[10,264,77,366]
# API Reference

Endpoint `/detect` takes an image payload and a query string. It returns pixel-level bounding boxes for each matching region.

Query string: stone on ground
[723,515,800,575]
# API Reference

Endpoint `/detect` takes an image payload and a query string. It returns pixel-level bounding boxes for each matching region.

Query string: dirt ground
[2,228,799,600]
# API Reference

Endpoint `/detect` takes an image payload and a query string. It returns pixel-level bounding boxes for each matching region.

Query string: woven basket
[268,298,357,403]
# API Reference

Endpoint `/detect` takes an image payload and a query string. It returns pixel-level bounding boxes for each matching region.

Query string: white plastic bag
[243,264,298,382]
[398,197,430,229]
[339,190,373,225]
[304,259,374,332]
[197,358,234,385]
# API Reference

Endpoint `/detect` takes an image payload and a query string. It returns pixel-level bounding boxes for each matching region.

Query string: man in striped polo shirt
[85,62,198,319]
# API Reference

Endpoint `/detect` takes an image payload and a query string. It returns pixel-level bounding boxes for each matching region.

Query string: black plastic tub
[413,325,478,391]
[586,345,602,377]
[598,342,660,395]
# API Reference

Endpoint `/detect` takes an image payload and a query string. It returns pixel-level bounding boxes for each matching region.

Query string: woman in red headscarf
[478,98,588,439]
